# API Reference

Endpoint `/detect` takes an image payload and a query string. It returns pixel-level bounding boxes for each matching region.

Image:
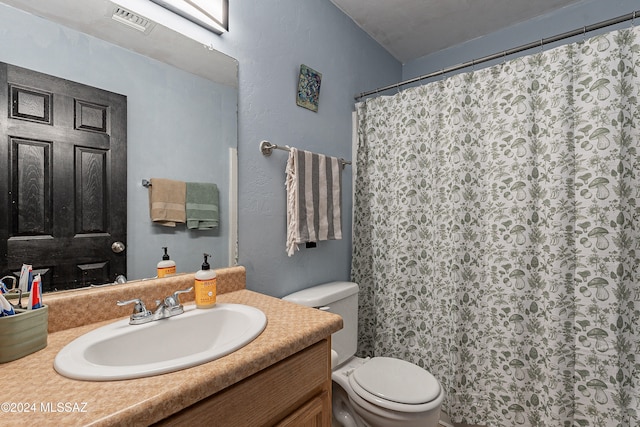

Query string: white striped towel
[286,147,342,256]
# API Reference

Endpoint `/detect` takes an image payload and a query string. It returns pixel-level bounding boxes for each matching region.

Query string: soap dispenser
[194,253,216,309]
[157,247,176,278]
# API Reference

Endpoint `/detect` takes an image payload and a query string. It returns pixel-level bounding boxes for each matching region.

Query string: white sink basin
[54,303,267,381]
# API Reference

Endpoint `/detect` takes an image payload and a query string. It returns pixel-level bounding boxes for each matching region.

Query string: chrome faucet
[117,287,193,325]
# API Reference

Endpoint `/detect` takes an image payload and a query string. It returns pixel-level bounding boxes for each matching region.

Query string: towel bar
[259,140,352,169]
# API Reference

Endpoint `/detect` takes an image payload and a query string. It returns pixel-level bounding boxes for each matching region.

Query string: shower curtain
[352,26,640,426]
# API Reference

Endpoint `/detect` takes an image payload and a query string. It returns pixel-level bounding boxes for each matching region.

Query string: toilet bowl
[284,281,444,427]
[332,356,443,427]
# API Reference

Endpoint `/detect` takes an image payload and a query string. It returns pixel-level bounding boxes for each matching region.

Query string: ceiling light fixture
[149,0,228,34]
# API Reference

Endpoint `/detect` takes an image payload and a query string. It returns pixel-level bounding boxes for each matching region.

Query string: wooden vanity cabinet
[156,339,332,427]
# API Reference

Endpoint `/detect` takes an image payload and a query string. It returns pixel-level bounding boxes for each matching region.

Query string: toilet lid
[351,357,440,405]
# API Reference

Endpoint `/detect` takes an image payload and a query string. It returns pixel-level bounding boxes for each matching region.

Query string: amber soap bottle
[194,253,216,309]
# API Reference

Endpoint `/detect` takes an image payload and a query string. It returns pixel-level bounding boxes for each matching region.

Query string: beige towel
[149,178,186,227]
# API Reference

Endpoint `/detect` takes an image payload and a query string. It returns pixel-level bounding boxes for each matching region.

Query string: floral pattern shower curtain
[352,27,640,426]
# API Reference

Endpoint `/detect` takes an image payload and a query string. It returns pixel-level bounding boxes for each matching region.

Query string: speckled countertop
[0,267,342,426]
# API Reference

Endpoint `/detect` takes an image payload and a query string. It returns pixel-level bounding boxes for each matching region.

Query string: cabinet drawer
[157,339,330,426]
[276,393,327,427]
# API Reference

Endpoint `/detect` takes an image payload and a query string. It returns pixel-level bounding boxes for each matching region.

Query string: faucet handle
[117,298,146,311]
[117,298,152,324]
[167,287,194,307]
[158,287,193,317]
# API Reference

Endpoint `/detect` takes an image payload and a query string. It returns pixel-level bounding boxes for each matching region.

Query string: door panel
[76,147,108,233]
[11,137,52,236]
[0,63,127,292]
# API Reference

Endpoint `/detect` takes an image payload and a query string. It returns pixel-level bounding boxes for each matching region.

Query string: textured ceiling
[331,0,585,63]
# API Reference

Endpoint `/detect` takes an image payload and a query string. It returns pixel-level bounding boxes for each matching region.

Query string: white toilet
[284,281,444,427]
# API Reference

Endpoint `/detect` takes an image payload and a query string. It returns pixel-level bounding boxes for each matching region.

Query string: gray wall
[206,0,401,297]
[0,3,236,281]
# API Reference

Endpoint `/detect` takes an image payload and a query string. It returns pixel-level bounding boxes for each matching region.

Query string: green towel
[186,182,219,230]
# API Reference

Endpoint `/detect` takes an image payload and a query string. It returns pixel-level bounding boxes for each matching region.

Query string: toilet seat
[348,357,441,413]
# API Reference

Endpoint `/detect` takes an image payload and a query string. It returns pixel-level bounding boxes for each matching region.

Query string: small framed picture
[296,64,322,112]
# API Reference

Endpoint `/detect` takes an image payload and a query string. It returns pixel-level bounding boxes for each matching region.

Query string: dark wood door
[0,63,127,292]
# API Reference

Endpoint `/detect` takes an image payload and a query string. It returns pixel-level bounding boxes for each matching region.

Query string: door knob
[111,241,126,253]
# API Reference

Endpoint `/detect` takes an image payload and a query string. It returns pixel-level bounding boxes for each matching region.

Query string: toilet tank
[283,281,359,368]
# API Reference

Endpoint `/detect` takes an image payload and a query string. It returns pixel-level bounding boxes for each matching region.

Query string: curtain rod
[355,10,640,101]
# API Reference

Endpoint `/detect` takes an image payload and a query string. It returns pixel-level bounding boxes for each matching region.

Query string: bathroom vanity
[0,267,342,426]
